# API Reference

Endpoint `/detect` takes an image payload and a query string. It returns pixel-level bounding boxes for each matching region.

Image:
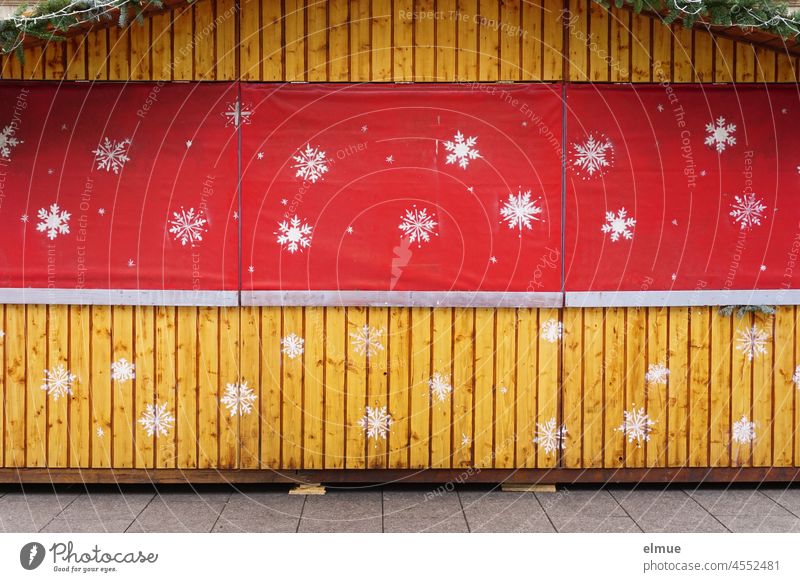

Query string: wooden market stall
[1,0,800,484]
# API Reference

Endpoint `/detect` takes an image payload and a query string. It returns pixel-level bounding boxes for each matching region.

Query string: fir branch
[718,304,777,317]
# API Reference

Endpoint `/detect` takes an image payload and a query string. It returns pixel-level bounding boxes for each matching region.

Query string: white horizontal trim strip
[565,290,800,308]
[242,290,564,308]
[0,289,238,307]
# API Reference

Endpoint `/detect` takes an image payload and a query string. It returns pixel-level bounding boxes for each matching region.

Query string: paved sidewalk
[1,484,800,533]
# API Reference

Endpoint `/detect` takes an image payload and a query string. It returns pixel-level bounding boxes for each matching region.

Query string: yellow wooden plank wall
[3,0,798,82]
[1,0,799,474]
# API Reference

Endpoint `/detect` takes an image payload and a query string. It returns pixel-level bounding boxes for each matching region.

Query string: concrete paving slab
[214,491,304,533]
[126,494,228,533]
[299,491,383,533]
[549,515,641,533]
[715,513,800,533]
[686,488,794,517]
[758,487,800,516]
[537,489,626,518]
[383,488,468,533]
[459,490,555,532]
[610,489,712,521]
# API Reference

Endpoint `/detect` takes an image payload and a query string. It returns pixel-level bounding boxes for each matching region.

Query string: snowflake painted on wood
[110,358,135,383]
[533,418,567,455]
[730,193,767,230]
[735,325,769,360]
[793,365,800,389]
[138,402,175,437]
[732,415,756,444]
[92,137,131,173]
[220,381,258,417]
[443,131,480,169]
[461,433,472,447]
[357,406,393,442]
[540,319,562,343]
[281,333,305,359]
[0,124,22,159]
[169,207,208,247]
[645,363,670,385]
[350,325,385,357]
[500,190,543,235]
[293,143,329,183]
[615,406,655,445]
[428,372,453,402]
[222,99,253,127]
[571,133,614,179]
[601,208,636,242]
[705,116,737,153]
[398,206,437,247]
[275,215,313,253]
[41,365,77,400]
[36,203,71,240]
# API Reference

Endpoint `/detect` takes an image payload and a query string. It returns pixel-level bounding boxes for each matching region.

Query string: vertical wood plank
[478,0,500,81]
[150,13,172,80]
[239,306,260,469]
[473,308,494,468]
[752,311,773,467]
[345,306,368,468]
[68,305,90,468]
[65,35,88,80]
[92,306,113,468]
[773,307,794,467]
[197,306,219,469]
[457,0,478,81]
[26,305,47,468]
[416,0,436,81]
[588,1,609,82]
[494,309,516,468]
[521,0,542,80]
[688,307,710,468]
[307,0,329,81]
[693,31,713,82]
[541,0,562,80]
[367,307,390,468]
[112,306,135,469]
[46,306,69,468]
[282,307,304,469]
[537,308,560,469]
[714,37,735,83]
[516,308,538,469]
[324,307,346,468]
[176,306,198,469]
[667,307,689,467]
[372,0,392,81]
[672,24,692,82]
[133,306,155,468]
[394,0,414,81]
[329,0,349,81]
[107,25,130,81]
[155,306,177,468]
[582,307,603,468]
[646,307,668,468]
[409,307,432,468]
[194,0,217,80]
[285,0,307,81]
[436,0,457,81]
[129,18,151,81]
[731,313,753,467]
[562,308,583,468]
[566,0,588,81]
[499,0,521,81]
[609,7,630,82]
[430,308,453,468]
[625,308,647,468]
[262,0,284,80]
[216,0,237,80]
[452,308,474,468]
[351,0,371,81]
[4,306,26,467]
[709,310,732,467]
[388,308,411,468]
[304,307,325,468]
[603,308,625,468]
[218,307,239,468]
[651,14,670,82]
[735,41,756,83]
[261,307,282,468]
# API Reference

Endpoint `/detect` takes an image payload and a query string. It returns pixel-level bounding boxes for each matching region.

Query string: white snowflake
[732,415,756,444]
[169,207,208,247]
[36,203,71,240]
[500,190,543,235]
[41,365,77,400]
[223,99,253,127]
[96,427,104,438]
[137,402,175,437]
[601,208,636,242]
[793,365,800,388]
[350,325,385,357]
[705,116,737,153]
[645,363,669,385]
[20,214,28,223]
[127,259,135,268]
[293,143,329,183]
[92,137,131,173]
[571,133,614,178]
[428,372,453,402]
[498,385,508,395]
[110,358,135,382]
[247,265,254,273]
[275,215,313,253]
[533,418,567,454]
[281,333,305,359]
[730,193,767,230]
[220,381,258,417]
[461,433,472,447]
[616,406,655,445]
[398,206,437,247]
[540,319,562,343]
[736,325,769,361]
[385,155,394,164]
[98,208,106,216]
[357,406,393,442]
[443,131,480,169]
[0,124,22,159]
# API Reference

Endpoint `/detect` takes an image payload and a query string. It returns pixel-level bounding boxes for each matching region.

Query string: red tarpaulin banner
[240,83,563,303]
[565,84,800,304]
[0,82,238,304]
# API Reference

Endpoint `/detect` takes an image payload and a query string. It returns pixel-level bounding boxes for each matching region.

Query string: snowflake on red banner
[443,130,480,169]
[36,203,71,240]
[92,137,131,173]
[601,208,636,242]
[705,116,737,153]
[275,215,313,253]
[222,99,253,127]
[293,143,329,183]
[169,207,208,247]
[570,133,614,179]
[730,193,767,230]
[500,189,543,235]
[398,206,438,247]
[0,124,22,160]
